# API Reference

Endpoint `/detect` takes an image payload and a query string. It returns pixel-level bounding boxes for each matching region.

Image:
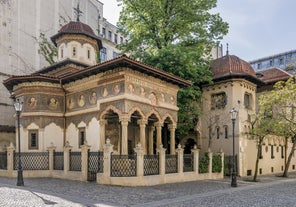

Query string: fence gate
[88,151,103,181]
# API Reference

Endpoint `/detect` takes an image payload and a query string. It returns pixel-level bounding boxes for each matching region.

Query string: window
[60,48,64,58]
[269,59,273,67]
[271,145,275,159]
[100,47,107,61]
[216,127,220,139]
[257,63,261,69]
[102,27,106,37]
[120,37,123,44]
[87,49,90,59]
[281,146,284,158]
[279,57,284,65]
[211,92,227,110]
[108,31,112,41]
[244,93,252,109]
[72,47,76,57]
[28,130,38,150]
[78,128,86,147]
[224,126,228,139]
[113,52,118,58]
[114,34,118,44]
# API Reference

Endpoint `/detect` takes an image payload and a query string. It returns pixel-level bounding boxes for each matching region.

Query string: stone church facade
[4,20,190,156]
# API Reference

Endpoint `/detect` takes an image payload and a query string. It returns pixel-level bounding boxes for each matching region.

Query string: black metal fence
[54,151,64,170]
[144,154,159,176]
[0,152,7,170]
[111,154,137,177]
[13,152,49,170]
[165,154,178,174]
[69,151,81,171]
[88,151,104,181]
[224,155,237,176]
[183,154,194,172]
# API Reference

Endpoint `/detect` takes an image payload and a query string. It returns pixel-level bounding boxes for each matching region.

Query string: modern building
[0,0,127,149]
[199,53,296,177]
[249,50,296,75]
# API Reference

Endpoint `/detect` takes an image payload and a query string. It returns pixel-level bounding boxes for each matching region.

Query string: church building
[4,19,191,156]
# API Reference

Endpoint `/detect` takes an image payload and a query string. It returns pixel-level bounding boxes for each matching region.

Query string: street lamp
[230,107,238,187]
[14,98,24,186]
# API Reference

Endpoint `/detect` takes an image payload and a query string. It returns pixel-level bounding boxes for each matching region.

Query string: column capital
[155,122,163,128]
[168,123,177,130]
[137,118,147,126]
[119,115,130,124]
[47,142,56,152]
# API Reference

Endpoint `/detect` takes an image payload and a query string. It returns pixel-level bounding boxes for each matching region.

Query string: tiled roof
[51,21,102,49]
[256,68,292,84]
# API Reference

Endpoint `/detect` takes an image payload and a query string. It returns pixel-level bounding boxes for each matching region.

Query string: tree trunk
[253,137,263,182]
[283,139,296,177]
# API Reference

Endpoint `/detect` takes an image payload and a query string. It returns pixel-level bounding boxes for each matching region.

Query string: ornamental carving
[77,94,85,107]
[28,97,37,109]
[48,97,59,110]
[89,91,97,105]
[211,92,227,110]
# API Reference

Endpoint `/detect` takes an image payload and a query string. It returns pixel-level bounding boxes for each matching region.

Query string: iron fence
[13,152,49,170]
[144,154,159,176]
[165,154,178,174]
[69,151,81,171]
[54,151,64,170]
[0,152,7,170]
[224,155,237,176]
[183,154,194,172]
[111,154,137,177]
[87,151,104,181]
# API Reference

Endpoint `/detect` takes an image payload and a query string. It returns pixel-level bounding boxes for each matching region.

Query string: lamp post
[230,107,238,187]
[14,98,24,186]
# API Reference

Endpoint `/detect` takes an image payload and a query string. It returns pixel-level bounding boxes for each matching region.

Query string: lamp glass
[14,100,23,112]
[230,108,238,120]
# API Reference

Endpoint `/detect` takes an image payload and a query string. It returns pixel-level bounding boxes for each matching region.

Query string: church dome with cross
[51,4,102,66]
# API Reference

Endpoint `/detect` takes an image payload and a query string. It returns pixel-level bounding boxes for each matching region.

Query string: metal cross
[74,2,83,22]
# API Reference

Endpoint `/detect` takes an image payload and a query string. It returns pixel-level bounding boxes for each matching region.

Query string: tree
[246,112,272,182]
[117,0,229,134]
[258,78,296,177]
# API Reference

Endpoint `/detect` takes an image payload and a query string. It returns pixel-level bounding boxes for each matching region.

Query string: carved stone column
[81,143,91,181]
[137,119,147,154]
[99,119,107,151]
[47,143,56,172]
[120,116,129,155]
[191,145,200,174]
[169,124,176,155]
[155,122,163,149]
[134,143,144,177]
[63,141,72,174]
[176,144,184,174]
[148,126,155,155]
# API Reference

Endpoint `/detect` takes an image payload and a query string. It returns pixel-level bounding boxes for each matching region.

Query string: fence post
[81,143,91,181]
[63,141,72,175]
[47,143,56,172]
[156,145,166,177]
[220,149,224,177]
[103,139,113,178]
[176,144,183,174]
[134,143,144,177]
[191,145,199,174]
[208,148,213,176]
[7,142,15,175]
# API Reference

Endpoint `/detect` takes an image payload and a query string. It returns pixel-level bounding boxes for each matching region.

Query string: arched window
[224,125,228,139]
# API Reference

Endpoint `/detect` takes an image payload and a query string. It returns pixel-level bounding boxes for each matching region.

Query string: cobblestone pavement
[0,175,296,207]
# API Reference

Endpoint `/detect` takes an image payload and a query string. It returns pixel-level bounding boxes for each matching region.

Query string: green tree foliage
[212,153,222,173]
[117,0,228,134]
[258,78,296,177]
[38,33,57,65]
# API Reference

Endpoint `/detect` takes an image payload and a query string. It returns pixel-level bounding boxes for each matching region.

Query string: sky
[99,0,296,62]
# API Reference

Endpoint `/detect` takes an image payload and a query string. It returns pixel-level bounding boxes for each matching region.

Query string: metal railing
[13,152,49,170]
[111,154,137,177]
[183,154,194,172]
[54,151,64,170]
[0,152,7,170]
[69,151,81,171]
[165,154,178,174]
[144,154,159,176]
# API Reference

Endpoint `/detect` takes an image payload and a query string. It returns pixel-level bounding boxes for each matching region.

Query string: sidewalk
[0,174,295,207]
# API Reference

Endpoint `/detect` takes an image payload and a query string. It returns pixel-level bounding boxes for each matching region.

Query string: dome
[51,21,102,49]
[210,55,256,79]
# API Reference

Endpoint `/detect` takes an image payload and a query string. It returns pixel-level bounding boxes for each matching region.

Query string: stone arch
[180,136,197,154]
[145,109,161,123]
[99,105,122,120]
[127,107,145,120]
[161,113,176,125]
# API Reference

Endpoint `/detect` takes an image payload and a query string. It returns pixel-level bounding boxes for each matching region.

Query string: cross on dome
[74,3,83,22]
